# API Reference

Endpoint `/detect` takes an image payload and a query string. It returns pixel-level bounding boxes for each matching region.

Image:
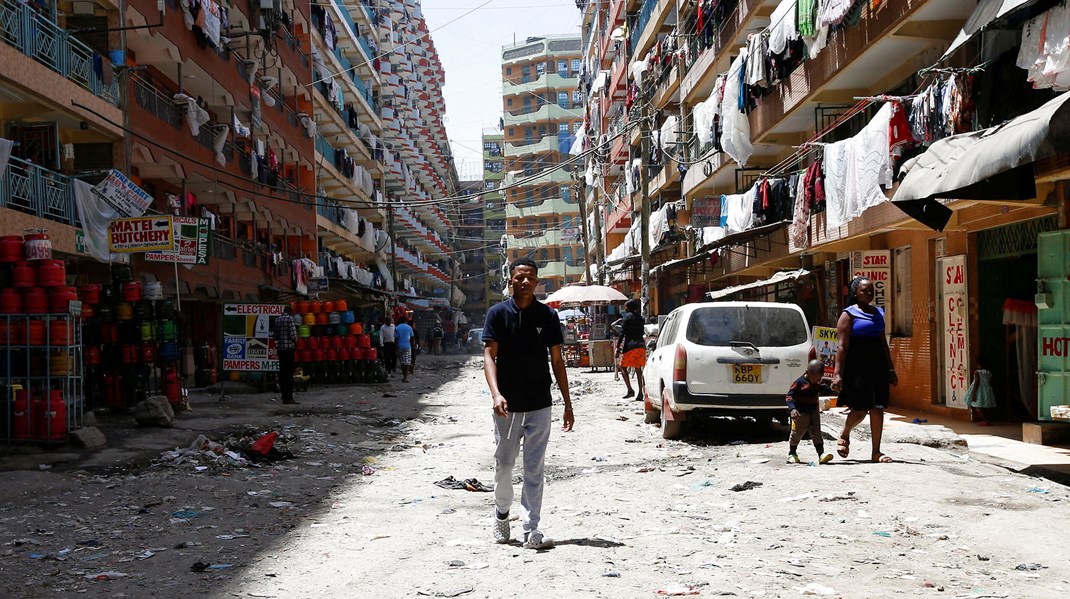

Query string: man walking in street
[482,257,574,550]
[273,306,299,405]
[395,317,415,382]
[380,317,397,374]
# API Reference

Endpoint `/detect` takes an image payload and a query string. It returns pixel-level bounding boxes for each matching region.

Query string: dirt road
[2,355,1069,598]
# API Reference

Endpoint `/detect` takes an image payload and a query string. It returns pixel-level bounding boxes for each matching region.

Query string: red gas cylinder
[345,335,357,348]
[141,343,156,363]
[85,346,102,365]
[49,320,73,345]
[0,236,24,262]
[331,335,343,348]
[295,337,307,351]
[80,303,94,320]
[22,288,47,314]
[12,389,31,440]
[312,348,325,362]
[162,367,181,404]
[101,322,119,344]
[296,301,309,314]
[23,232,52,261]
[365,347,378,361]
[37,390,66,442]
[299,349,312,363]
[335,299,348,312]
[339,348,352,361]
[121,281,142,302]
[358,334,371,348]
[0,288,22,314]
[34,260,65,287]
[347,323,360,335]
[290,302,300,314]
[315,312,328,326]
[78,284,102,305]
[104,373,123,409]
[322,300,334,313]
[26,320,45,345]
[122,344,139,364]
[308,336,320,350]
[0,321,20,345]
[326,348,338,361]
[48,286,78,313]
[11,262,36,287]
[308,300,320,313]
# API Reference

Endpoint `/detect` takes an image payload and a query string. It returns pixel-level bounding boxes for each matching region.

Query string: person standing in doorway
[380,317,397,374]
[482,257,574,550]
[272,307,299,405]
[832,276,898,463]
[432,322,444,355]
[395,316,415,382]
[617,299,647,399]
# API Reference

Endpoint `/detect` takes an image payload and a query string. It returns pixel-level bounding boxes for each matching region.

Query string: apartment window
[506,98,513,107]
[892,246,913,336]
[525,189,534,201]
[558,123,569,134]
[536,63,545,76]
[485,181,495,190]
[561,185,571,202]
[572,91,583,106]
[540,249,548,261]
[538,125,547,136]
[563,247,573,266]
[558,60,568,77]
[505,67,512,75]
[523,96,531,109]
[521,65,531,82]
[571,58,581,73]
[507,128,513,136]
[557,92,569,108]
[524,127,533,141]
[572,121,582,133]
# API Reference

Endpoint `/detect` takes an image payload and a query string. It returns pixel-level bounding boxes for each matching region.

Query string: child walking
[964,355,996,426]
[786,360,835,464]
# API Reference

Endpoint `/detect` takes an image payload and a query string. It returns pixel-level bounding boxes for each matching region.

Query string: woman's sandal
[872,453,894,463]
[836,437,850,459]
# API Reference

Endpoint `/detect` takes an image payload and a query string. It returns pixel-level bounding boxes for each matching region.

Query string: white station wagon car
[642,302,812,439]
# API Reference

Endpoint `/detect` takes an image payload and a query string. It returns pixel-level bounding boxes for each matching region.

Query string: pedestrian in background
[786,360,834,464]
[395,317,414,382]
[482,257,574,550]
[433,322,444,355]
[617,299,647,399]
[380,317,397,374]
[273,306,299,405]
[832,276,898,463]
[964,355,996,426]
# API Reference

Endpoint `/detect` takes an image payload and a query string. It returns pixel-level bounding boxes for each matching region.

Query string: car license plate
[732,364,762,384]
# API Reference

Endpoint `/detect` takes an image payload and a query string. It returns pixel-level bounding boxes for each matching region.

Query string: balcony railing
[0,0,120,105]
[0,156,78,226]
[631,0,659,51]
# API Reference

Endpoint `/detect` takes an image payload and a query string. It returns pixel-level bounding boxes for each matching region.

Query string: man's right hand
[790,409,801,420]
[493,394,509,418]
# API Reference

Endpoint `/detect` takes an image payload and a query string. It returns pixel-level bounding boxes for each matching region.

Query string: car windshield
[685,306,808,347]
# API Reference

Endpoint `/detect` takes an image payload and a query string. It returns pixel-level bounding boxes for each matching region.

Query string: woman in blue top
[832,277,898,463]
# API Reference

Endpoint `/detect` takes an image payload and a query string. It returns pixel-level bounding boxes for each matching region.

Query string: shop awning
[891,91,1070,231]
[706,269,809,301]
[941,0,1035,60]
[650,221,789,277]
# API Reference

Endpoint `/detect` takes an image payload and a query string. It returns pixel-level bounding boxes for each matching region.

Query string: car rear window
[685,306,808,347]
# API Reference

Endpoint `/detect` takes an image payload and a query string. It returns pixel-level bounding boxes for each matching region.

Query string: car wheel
[660,388,683,440]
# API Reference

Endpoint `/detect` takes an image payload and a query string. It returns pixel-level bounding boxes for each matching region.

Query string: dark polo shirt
[482,297,564,413]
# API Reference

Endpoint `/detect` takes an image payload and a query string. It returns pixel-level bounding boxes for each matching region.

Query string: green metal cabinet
[1037,230,1070,421]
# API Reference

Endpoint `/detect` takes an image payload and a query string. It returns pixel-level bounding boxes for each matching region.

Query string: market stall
[544,285,628,371]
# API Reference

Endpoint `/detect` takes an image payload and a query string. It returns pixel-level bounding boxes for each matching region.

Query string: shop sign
[939,255,969,408]
[144,217,211,264]
[812,326,838,379]
[851,250,892,329]
[108,216,174,252]
[691,197,721,228]
[221,303,287,371]
[94,169,153,217]
[307,278,329,293]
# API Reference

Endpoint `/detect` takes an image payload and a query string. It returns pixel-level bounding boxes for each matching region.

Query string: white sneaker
[493,515,510,544]
[522,530,554,550]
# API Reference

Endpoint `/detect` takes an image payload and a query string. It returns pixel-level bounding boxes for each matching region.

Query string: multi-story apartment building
[125,0,318,339]
[482,131,507,306]
[577,0,1070,421]
[378,0,459,310]
[1,0,124,268]
[501,35,585,295]
[456,180,486,321]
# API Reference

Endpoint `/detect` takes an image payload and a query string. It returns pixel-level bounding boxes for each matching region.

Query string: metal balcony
[0,156,78,226]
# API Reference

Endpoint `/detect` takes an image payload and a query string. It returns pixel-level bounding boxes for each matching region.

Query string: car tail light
[673,344,687,382]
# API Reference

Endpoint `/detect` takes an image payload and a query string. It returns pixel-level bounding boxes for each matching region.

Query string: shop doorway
[977,217,1056,421]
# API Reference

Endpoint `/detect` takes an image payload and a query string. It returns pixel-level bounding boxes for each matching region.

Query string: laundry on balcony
[720,51,753,166]
[180,0,228,50]
[1017,2,1070,91]
[823,103,895,232]
[909,76,976,144]
[72,179,129,265]
[211,124,229,167]
[174,93,210,136]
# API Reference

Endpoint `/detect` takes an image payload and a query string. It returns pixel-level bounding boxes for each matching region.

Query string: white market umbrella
[544,284,629,308]
[556,308,585,320]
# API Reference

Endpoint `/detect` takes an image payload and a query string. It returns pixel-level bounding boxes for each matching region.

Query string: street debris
[433,476,492,491]
[730,481,763,492]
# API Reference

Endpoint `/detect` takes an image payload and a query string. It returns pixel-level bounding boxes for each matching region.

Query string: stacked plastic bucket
[290,300,385,384]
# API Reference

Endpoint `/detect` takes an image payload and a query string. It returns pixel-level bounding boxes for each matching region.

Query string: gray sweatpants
[493,406,551,534]
[789,409,823,450]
